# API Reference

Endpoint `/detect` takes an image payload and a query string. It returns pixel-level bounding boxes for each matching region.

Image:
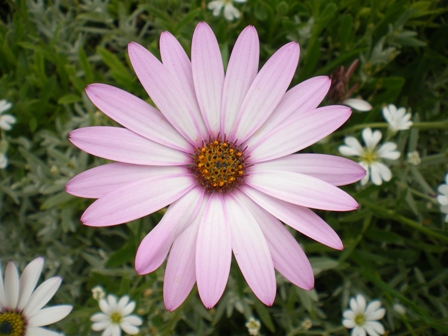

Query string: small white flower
[245,317,261,336]
[407,151,421,165]
[339,128,400,186]
[0,99,16,131]
[0,257,73,336]
[343,98,372,112]
[92,286,106,301]
[207,0,247,21]
[342,294,386,336]
[0,153,8,169]
[437,173,448,222]
[91,294,143,336]
[382,104,412,132]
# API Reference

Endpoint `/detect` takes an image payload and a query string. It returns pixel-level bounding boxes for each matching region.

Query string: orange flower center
[191,138,246,193]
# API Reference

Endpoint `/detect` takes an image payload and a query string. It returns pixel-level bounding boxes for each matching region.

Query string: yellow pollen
[0,311,26,336]
[191,138,246,193]
[110,311,122,324]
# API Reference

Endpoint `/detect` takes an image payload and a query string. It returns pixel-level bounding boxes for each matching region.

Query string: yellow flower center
[361,149,377,164]
[191,138,246,193]
[354,313,365,326]
[0,311,26,336]
[110,312,122,324]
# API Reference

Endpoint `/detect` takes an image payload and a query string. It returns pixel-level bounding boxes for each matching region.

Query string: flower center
[354,313,365,326]
[110,312,122,324]
[0,312,26,336]
[191,138,246,193]
[361,149,377,164]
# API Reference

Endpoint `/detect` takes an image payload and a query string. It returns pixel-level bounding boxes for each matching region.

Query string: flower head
[207,0,247,21]
[245,317,261,336]
[91,294,143,336]
[0,100,16,131]
[437,173,448,222]
[382,104,412,132]
[339,128,400,185]
[92,286,106,301]
[67,22,364,310]
[0,257,72,336]
[342,294,386,336]
[407,151,420,165]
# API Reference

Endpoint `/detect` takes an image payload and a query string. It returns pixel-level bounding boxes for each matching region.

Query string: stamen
[0,311,26,336]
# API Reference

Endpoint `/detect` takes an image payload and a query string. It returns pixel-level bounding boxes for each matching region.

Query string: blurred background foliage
[0,0,447,334]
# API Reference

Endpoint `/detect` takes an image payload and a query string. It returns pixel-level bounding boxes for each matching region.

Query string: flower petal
[241,186,343,250]
[221,26,259,136]
[246,169,358,211]
[364,321,385,335]
[81,174,196,226]
[248,105,351,163]
[128,42,203,146]
[0,263,6,308]
[17,257,44,311]
[343,98,372,111]
[135,187,204,275]
[247,76,331,146]
[69,127,190,166]
[164,196,208,311]
[196,194,232,309]
[120,322,140,335]
[232,42,300,143]
[377,142,400,160]
[4,262,20,309]
[122,315,143,326]
[160,31,208,140]
[365,300,383,319]
[191,22,224,137]
[227,193,276,305]
[23,277,62,318]
[66,164,188,199]
[85,84,191,152]
[27,305,72,327]
[253,154,365,186]
[26,327,64,336]
[236,192,313,289]
[362,128,382,150]
[343,318,356,329]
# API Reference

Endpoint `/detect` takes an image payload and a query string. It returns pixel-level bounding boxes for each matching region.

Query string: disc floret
[0,311,26,336]
[191,138,246,193]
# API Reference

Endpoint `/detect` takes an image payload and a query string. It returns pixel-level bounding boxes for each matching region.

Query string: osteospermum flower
[437,173,448,222]
[0,99,16,131]
[342,294,386,336]
[207,0,246,21]
[66,22,364,310]
[0,257,72,336]
[382,104,412,133]
[339,128,400,186]
[91,294,142,336]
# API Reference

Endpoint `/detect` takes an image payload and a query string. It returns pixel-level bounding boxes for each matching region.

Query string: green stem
[334,120,448,136]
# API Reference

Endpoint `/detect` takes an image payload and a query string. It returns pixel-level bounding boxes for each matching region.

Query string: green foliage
[0,0,447,335]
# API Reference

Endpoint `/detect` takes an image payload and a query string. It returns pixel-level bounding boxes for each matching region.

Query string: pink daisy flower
[66,22,364,310]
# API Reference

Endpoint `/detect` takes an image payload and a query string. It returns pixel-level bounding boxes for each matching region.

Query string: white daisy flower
[0,257,73,336]
[342,294,386,336]
[339,128,400,186]
[0,153,7,169]
[437,173,448,222]
[0,99,16,131]
[91,294,143,336]
[245,317,261,336]
[207,0,247,21]
[382,104,412,132]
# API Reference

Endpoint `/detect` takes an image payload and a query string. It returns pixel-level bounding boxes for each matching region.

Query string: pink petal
[66,164,188,199]
[241,186,344,250]
[85,84,191,152]
[191,22,224,138]
[231,42,300,143]
[253,154,365,186]
[236,192,313,289]
[69,127,190,166]
[164,195,209,311]
[159,31,208,140]
[248,105,351,163]
[196,194,231,309]
[227,193,276,305]
[246,168,359,211]
[135,187,204,275]
[221,26,259,136]
[246,76,331,147]
[81,174,196,226]
[128,42,203,146]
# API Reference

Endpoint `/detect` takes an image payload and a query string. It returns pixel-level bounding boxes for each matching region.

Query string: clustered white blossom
[407,151,421,165]
[207,0,247,21]
[436,173,448,222]
[339,128,400,186]
[245,317,261,336]
[342,294,386,336]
